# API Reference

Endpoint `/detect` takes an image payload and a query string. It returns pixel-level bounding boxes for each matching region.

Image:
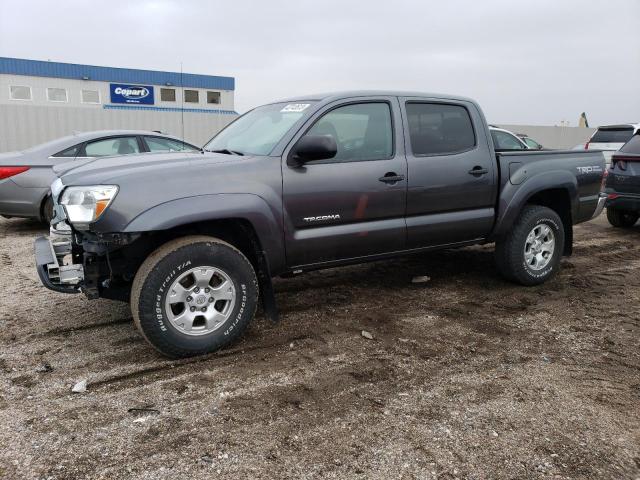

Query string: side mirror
[288,135,337,166]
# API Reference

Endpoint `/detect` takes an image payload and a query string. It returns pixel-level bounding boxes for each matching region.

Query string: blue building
[0,57,237,151]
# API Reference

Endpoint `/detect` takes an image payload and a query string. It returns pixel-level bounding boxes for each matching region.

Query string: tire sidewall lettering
[224,284,247,336]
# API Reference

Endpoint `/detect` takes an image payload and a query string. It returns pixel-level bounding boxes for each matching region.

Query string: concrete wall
[0,103,236,151]
[497,124,595,150]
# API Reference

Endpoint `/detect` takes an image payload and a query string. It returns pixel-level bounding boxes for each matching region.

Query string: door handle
[468,166,489,176]
[379,173,405,184]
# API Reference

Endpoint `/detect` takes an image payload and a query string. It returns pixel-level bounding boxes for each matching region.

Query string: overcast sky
[1,0,639,125]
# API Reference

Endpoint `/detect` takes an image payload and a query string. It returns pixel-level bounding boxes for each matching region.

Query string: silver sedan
[0,130,200,222]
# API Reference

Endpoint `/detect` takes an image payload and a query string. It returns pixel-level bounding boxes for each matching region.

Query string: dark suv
[605,133,640,228]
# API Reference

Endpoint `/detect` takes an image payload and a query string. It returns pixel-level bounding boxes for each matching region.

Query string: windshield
[204,102,316,156]
[524,137,542,149]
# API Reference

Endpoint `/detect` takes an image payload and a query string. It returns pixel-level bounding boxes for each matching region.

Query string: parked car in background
[604,132,640,228]
[0,131,200,222]
[517,133,545,150]
[36,91,605,358]
[586,123,640,165]
[489,126,530,151]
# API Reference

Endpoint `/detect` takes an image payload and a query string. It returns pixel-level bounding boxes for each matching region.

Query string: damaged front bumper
[35,223,83,294]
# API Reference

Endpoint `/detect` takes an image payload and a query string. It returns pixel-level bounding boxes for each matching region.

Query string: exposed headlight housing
[60,185,118,226]
[50,177,64,200]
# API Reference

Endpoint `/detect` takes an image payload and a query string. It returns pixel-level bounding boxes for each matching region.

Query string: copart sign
[110,83,155,104]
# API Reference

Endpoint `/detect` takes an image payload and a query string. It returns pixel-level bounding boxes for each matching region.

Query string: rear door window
[591,128,634,144]
[52,144,81,158]
[84,137,140,157]
[406,103,475,155]
[144,136,199,152]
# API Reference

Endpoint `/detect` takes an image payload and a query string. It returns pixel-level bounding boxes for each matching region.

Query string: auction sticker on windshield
[281,103,310,113]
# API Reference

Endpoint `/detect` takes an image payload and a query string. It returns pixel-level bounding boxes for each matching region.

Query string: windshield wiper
[209,148,244,156]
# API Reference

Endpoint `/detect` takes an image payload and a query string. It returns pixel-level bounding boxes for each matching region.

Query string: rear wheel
[606,208,639,228]
[495,205,564,286]
[131,236,259,358]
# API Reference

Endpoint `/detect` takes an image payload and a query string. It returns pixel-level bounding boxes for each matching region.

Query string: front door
[400,98,497,248]
[282,98,407,267]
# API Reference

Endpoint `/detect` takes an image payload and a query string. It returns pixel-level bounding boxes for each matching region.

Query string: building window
[161,88,176,102]
[47,87,68,102]
[207,91,221,104]
[9,85,32,101]
[184,89,199,103]
[81,89,100,104]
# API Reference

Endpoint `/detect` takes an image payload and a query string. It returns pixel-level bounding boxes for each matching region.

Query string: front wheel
[495,205,565,286]
[131,236,259,358]
[606,208,639,228]
[42,196,54,225]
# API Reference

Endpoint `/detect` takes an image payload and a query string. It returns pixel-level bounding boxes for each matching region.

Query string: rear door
[282,97,407,267]
[400,98,497,248]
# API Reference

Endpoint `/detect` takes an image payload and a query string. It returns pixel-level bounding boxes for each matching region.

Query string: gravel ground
[0,214,639,479]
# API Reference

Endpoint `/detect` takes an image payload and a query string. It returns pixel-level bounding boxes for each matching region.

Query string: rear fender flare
[492,171,578,238]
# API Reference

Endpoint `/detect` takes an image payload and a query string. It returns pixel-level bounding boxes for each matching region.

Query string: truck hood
[57,151,240,185]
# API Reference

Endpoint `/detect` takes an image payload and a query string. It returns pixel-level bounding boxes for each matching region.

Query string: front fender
[492,170,578,237]
[122,193,285,273]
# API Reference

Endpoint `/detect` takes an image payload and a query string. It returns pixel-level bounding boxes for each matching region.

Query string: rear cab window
[591,127,634,144]
[620,134,640,154]
[405,102,476,155]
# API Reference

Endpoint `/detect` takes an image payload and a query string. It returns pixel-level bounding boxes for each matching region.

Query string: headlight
[60,185,118,225]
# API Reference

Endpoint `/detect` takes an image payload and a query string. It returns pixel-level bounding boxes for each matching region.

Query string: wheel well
[156,218,265,267]
[526,188,573,255]
[137,218,279,322]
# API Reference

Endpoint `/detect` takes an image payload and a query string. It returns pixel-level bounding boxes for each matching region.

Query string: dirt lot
[0,214,639,480]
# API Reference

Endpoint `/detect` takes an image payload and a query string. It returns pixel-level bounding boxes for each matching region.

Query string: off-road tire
[495,205,564,286]
[606,208,639,228]
[131,236,259,358]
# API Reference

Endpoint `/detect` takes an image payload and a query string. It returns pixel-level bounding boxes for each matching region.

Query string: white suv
[586,123,640,164]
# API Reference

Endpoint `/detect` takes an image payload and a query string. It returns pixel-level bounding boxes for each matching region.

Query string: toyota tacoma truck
[35,91,607,358]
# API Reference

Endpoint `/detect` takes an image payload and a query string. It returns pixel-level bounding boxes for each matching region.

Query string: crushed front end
[35,179,140,301]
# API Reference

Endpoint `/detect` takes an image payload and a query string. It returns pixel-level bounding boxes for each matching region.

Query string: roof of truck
[274,90,477,104]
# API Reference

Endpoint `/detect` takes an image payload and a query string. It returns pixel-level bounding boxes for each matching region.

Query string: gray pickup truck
[35,91,606,358]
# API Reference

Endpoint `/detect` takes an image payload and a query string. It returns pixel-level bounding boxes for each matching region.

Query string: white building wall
[497,125,596,150]
[0,73,236,151]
